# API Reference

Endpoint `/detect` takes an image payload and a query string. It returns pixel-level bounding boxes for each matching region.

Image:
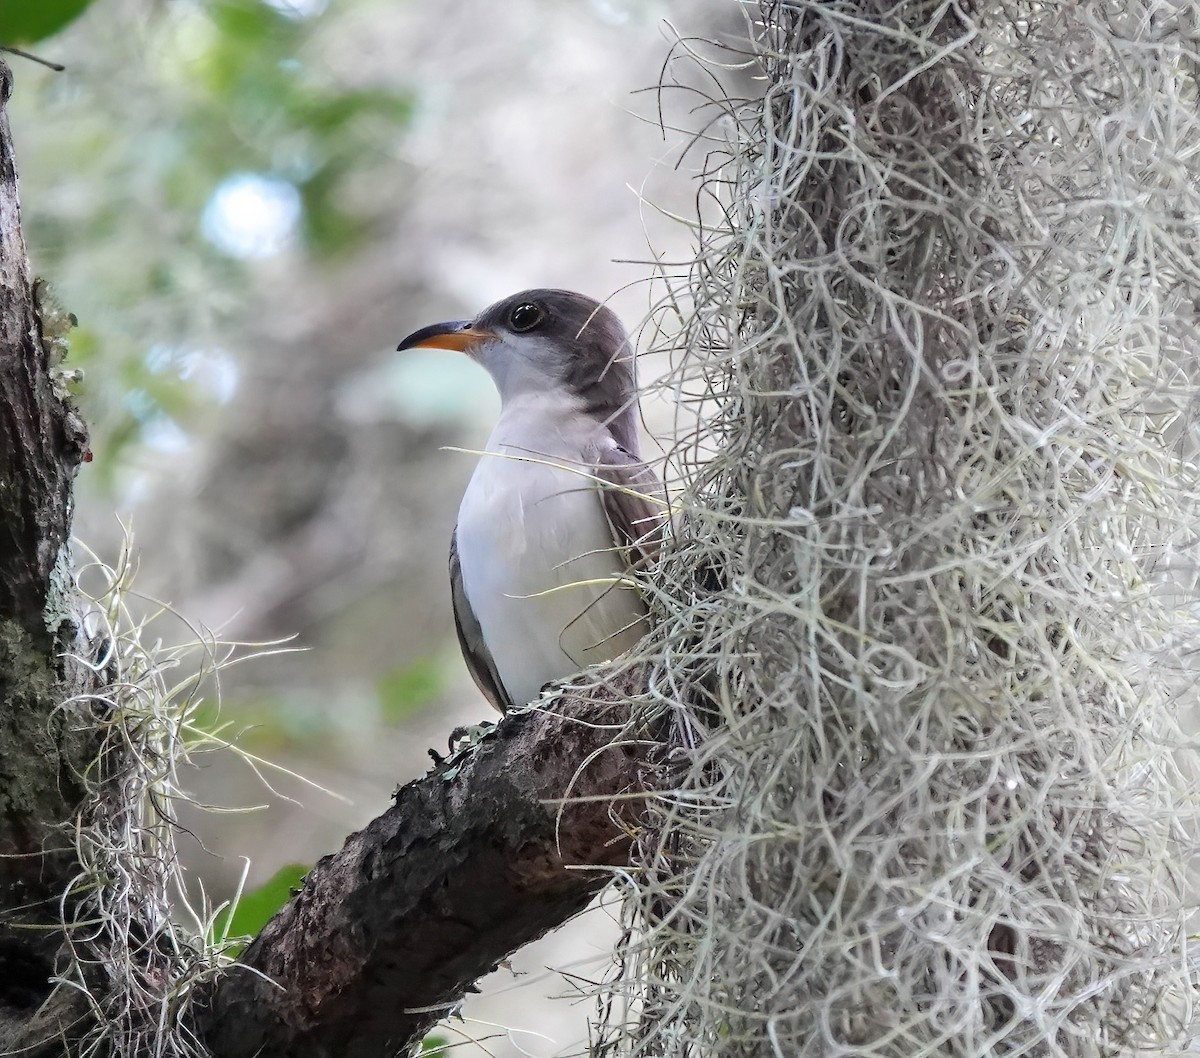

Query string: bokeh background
[7,0,730,1052]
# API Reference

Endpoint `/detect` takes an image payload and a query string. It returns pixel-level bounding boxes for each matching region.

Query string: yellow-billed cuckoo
[397,289,662,713]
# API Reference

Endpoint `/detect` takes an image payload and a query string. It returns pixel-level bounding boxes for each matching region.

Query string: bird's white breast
[455,391,648,707]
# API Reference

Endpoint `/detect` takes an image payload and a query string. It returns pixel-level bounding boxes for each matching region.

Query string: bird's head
[397,289,640,446]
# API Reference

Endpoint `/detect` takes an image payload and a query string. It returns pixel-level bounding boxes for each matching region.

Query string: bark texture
[201,677,655,1058]
[0,68,84,642]
[0,59,94,1029]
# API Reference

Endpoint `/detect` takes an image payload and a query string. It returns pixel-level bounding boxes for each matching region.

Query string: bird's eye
[508,302,544,333]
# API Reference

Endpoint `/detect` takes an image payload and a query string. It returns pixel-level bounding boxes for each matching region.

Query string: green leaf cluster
[195,0,412,254]
[14,0,414,473]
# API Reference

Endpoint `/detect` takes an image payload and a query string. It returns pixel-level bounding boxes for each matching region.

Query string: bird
[397,289,663,714]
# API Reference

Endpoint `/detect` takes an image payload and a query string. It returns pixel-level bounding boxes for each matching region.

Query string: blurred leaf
[421,1036,449,1055]
[377,658,444,723]
[124,376,194,420]
[298,164,363,252]
[0,0,93,45]
[186,690,365,752]
[186,695,301,751]
[184,697,224,739]
[64,324,97,366]
[213,862,309,953]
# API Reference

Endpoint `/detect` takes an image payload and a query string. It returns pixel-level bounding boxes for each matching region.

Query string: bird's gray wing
[587,437,666,567]
[449,527,514,715]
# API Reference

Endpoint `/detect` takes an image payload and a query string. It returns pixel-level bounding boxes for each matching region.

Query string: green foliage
[420,1036,449,1055]
[184,691,327,753]
[185,657,447,751]
[14,0,413,476]
[376,657,445,724]
[212,862,309,953]
[196,0,412,254]
[0,0,94,45]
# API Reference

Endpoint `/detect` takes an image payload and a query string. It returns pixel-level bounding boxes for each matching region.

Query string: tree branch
[199,670,657,1058]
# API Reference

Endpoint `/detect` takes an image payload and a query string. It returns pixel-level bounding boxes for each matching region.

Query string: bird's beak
[396,321,497,358]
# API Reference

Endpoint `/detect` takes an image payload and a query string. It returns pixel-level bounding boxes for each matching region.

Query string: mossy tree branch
[199,677,655,1058]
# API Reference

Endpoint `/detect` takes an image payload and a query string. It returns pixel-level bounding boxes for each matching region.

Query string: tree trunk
[0,56,96,1034]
